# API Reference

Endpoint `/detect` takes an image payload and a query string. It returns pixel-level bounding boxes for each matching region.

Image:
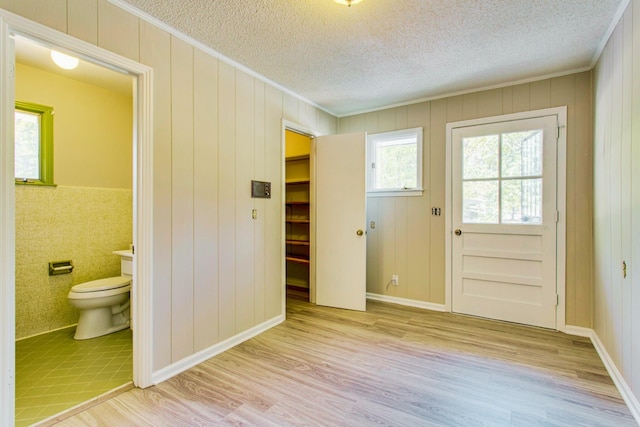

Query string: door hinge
[371,162,375,169]
[556,294,559,306]
[555,210,559,223]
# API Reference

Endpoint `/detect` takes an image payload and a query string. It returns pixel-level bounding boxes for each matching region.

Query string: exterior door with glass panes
[451,115,558,328]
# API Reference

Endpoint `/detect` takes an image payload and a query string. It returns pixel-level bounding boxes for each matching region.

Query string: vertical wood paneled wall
[0,0,337,372]
[593,0,640,404]
[339,72,593,327]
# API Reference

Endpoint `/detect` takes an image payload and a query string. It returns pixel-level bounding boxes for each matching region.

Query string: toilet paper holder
[49,260,74,275]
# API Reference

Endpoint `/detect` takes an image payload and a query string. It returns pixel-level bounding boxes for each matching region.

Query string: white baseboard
[562,325,592,338]
[366,293,446,312]
[564,325,640,425]
[151,314,285,385]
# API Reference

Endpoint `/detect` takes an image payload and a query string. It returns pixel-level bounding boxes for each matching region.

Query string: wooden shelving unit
[285,192,310,285]
[285,134,311,294]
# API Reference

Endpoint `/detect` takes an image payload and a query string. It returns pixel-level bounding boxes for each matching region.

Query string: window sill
[367,189,423,198]
[15,180,57,187]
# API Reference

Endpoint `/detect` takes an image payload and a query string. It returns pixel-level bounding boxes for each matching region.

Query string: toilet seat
[68,276,131,300]
[71,276,130,293]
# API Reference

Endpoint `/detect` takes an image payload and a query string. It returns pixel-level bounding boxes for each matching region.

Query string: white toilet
[67,250,133,340]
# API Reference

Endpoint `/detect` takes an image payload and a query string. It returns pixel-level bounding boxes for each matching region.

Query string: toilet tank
[113,249,133,276]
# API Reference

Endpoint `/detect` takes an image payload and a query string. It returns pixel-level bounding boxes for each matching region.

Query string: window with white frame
[366,127,423,196]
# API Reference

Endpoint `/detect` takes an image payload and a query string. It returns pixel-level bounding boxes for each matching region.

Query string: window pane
[463,135,499,179]
[463,180,499,224]
[15,110,40,180]
[501,130,542,178]
[375,138,417,189]
[501,179,542,224]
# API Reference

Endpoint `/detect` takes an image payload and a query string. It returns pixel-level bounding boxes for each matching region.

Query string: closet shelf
[286,240,310,246]
[286,201,310,205]
[286,219,310,223]
[286,179,310,185]
[286,255,310,264]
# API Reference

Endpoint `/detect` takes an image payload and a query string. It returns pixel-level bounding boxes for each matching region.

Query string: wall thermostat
[251,180,271,198]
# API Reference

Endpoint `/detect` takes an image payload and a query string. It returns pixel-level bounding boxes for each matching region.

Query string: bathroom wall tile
[15,185,133,339]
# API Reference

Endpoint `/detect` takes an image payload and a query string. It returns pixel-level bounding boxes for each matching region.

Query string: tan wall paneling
[631,0,640,396]
[529,79,551,110]
[253,79,267,324]
[366,197,379,293]
[340,72,593,319]
[264,85,284,319]
[218,61,237,341]
[511,84,531,113]
[98,0,139,61]
[193,48,220,352]
[619,7,633,382]
[235,71,256,333]
[170,36,195,361]
[283,92,299,124]
[573,71,594,328]
[139,20,173,372]
[593,0,640,403]
[68,0,98,44]
[0,0,67,32]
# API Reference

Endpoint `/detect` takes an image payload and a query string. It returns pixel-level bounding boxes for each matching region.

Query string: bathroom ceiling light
[50,49,79,70]
[334,0,363,6]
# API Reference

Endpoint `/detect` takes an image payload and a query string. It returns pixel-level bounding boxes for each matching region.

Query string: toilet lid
[71,276,131,293]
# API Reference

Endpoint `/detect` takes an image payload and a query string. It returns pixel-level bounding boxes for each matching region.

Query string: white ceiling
[118,0,625,116]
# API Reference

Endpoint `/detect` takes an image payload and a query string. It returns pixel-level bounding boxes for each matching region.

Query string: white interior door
[451,116,558,328]
[315,132,367,311]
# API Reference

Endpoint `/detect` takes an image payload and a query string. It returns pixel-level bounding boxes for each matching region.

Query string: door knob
[356,229,364,236]
[454,229,462,236]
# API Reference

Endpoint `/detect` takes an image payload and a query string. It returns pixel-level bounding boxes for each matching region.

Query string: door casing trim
[445,107,567,331]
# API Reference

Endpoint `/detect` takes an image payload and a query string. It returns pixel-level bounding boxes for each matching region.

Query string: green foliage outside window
[367,128,423,195]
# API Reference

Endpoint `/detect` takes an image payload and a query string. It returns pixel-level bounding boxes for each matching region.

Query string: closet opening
[284,129,313,303]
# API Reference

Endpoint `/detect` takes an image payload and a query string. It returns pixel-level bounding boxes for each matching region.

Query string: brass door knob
[454,229,462,236]
[356,229,364,236]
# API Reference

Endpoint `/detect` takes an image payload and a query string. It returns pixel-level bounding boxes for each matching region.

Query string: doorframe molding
[444,106,567,331]
[0,10,154,424]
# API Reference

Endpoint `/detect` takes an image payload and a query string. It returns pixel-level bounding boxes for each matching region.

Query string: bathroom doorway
[13,35,134,425]
[0,13,153,426]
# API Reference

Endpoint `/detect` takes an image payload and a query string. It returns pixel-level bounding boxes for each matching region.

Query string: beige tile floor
[15,326,132,426]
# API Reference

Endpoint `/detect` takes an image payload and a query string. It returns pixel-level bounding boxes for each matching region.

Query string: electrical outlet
[392,274,399,286]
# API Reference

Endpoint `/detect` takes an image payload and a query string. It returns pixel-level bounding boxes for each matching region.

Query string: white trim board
[366,293,446,312]
[564,326,640,425]
[152,315,285,385]
[0,14,16,427]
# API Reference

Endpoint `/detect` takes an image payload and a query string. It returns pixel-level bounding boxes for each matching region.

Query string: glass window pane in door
[463,180,499,223]
[501,179,542,224]
[501,130,542,178]
[463,135,499,179]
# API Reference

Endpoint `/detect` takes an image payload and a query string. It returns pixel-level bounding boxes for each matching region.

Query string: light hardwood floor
[48,296,635,426]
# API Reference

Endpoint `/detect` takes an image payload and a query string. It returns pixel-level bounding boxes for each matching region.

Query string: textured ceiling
[119,0,624,116]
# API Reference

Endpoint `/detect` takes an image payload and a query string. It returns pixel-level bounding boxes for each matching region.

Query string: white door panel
[315,132,367,311]
[451,115,558,328]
